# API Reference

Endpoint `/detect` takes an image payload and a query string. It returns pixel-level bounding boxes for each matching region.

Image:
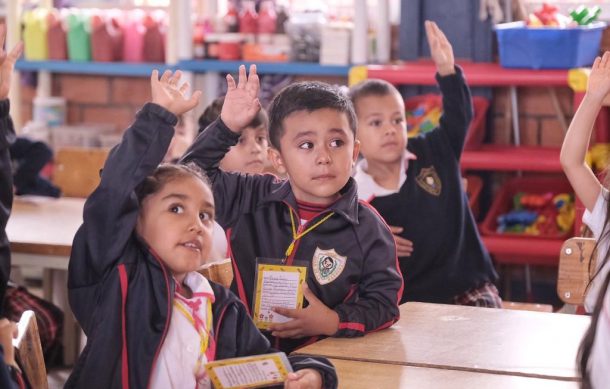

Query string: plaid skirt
[453,281,503,308]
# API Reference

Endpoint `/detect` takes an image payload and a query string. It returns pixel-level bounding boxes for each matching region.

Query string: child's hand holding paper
[269,284,339,338]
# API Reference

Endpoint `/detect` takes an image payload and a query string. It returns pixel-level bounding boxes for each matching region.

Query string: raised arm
[0,27,21,310]
[181,65,275,227]
[426,20,473,158]
[71,70,201,282]
[560,53,610,211]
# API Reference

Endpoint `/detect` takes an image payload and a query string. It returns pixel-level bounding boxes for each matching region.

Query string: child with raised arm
[197,95,270,261]
[350,21,500,306]
[0,25,27,389]
[66,69,336,389]
[182,65,403,353]
[0,27,21,314]
[560,51,610,389]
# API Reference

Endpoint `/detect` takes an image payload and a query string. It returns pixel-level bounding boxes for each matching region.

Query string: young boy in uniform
[182,65,403,353]
[350,21,500,306]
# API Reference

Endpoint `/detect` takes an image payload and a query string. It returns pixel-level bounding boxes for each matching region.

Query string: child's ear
[352,139,361,163]
[268,148,287,175]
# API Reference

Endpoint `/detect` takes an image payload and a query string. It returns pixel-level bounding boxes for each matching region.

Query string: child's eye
[256,136,268,145]
[298,142,313,150]
[237,137,246,145]
[330,139,344,148]
[393,117,405,125]
[170,205,184,214]
[199,212,212,222]
[369,119,382,127]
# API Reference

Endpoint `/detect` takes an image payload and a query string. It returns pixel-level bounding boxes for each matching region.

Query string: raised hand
[586,51,610,102]
[0,24,24,100]
[220,64,261,133]
[269,284,339,338]
[150,69,201,116]
[425,20,455,76]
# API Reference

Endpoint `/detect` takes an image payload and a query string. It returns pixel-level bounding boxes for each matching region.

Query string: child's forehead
[243,125,268,134]
[156,175,214,204]
[282,108,351,132]
[357,92,404,110]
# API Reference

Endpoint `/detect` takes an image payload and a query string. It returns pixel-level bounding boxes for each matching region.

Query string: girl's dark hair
[197,95,269,135]
[348,79,401,108]
[267,81,357,150]
[579,187,610,388]
[135,162,210,203]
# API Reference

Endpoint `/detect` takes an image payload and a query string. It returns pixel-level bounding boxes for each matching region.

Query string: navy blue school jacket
[181,117,403,353]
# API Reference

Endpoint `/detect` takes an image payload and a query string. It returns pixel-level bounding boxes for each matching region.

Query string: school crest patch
[312,247,346,285]
[416,166,442,196]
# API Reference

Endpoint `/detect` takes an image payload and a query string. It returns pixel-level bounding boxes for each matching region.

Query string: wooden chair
[12,310,48,389]
[557,237,597,307]
[52,147,109,198]
[198,258,233,288]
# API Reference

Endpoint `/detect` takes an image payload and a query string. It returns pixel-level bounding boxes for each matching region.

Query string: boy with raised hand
[350,21,500,306]
[182,65,403,353]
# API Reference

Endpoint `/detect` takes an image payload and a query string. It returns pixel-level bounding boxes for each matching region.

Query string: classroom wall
[18,73,571,149]
[19,74,146,136]
[491,87,573,147]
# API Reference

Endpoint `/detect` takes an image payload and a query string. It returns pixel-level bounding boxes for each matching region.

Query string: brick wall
[491,86,574,147]
[19,74,150,141]
[18,73,575,149]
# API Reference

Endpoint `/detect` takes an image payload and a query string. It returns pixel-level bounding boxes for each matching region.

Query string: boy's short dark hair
[348,79,401,108]
[198,95,269,135]
[267,81,357,150]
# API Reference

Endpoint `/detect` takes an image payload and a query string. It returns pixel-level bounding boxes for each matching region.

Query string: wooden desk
[8,196,83,264]
[295,302,590,381]
[329,359,579,389]
[7,196,85,365]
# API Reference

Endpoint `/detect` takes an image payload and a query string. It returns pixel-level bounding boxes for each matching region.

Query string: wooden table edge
[291,352,581,382]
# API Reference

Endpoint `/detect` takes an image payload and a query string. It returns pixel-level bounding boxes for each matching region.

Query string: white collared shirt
[150,272,215,389]
[354,151,417,202]
[582,188,610,389]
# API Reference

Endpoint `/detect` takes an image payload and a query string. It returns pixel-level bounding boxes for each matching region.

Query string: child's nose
[189,216,204,233]
[249,141,262,153]
[316,148,332,164]
[385,125,397,135]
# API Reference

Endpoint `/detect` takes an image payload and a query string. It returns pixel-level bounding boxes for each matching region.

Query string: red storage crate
[465,174,483,219]
[405,94,489,150]
[480,177,574,240]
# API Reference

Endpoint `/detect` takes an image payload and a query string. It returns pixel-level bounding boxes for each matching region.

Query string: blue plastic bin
[495,21,606,69]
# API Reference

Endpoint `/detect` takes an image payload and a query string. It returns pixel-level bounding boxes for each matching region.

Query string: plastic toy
[406,97,442,137]
[497,191,574,236]
[570,6,602,25]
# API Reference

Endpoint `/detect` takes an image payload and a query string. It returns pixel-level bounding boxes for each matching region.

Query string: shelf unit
[15,59,352,77]
[180,60,351,76]
[350,61,574,264]
[15,60,174,77]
